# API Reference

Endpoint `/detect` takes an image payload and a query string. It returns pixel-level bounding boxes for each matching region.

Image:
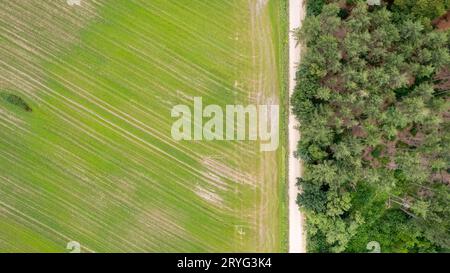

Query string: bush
[307,0,326,16]
[297,179,328,213]
[0,92,32,112]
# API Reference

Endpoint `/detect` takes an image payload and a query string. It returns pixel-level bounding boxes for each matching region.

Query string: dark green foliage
[392,0,450,21]
[0,92,32,112]
[307,230,329,252]
[347,210,438,252]
[293,3,450,252]
[307,0,326,16]
[338,8,350,19]
[297,178,328,213]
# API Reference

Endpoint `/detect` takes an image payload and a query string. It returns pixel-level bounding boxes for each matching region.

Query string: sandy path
[288,0,306,253]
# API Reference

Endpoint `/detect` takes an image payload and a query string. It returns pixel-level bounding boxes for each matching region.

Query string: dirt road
[288,0,306,253]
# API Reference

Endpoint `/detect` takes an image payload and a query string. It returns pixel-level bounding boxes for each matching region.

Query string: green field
[0,0,287,252]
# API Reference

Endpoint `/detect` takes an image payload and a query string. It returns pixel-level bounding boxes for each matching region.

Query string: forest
[293,0,450,252]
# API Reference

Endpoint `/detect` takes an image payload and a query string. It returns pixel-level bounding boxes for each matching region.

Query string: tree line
[293,0,449,252]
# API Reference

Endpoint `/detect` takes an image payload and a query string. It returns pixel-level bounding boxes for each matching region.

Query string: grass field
[0,0,287,252]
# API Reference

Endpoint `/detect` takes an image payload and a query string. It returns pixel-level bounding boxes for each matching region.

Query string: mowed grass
[0,0,287,252]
